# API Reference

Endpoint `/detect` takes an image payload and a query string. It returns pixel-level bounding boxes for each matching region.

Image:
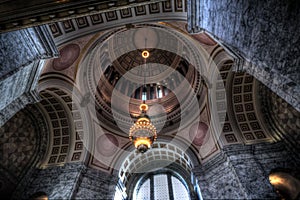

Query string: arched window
[133,173,191,200]
[157,86,163,98]
[115,142,203,200]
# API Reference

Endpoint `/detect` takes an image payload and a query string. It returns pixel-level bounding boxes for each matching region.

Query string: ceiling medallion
[129,50,157,153]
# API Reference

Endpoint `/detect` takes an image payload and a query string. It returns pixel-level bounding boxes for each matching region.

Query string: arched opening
[113,141,202,200]
[133,170,191,200]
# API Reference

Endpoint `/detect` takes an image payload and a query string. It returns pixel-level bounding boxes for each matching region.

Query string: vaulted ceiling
[36,18,283,174]
[1,1,299,199]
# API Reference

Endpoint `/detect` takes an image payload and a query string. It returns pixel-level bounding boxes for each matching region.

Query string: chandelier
[129,50,157,153]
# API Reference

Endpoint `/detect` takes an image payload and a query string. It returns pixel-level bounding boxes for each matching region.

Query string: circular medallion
[96,133,119,157]
[53,43,80,71]
[189,122,209,146]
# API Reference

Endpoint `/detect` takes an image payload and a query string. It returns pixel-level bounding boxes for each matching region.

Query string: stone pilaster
[193,152,249,199]
[0,25,58,126]
[0,25,58,79]
[187,0,202,33]
[223,145,276,199]
[19,163,86,200]
[0,62,41,126]
[194,142,299,199]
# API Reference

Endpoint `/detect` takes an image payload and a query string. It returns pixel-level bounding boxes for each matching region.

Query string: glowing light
[139,103,148,111]
[142,50,150,59]
[269,174,285,185]
[129,50,156,153]
[134,138,152,148]
[129,104,157,153]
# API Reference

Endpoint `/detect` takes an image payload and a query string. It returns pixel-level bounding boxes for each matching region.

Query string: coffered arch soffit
[36,78,92,167]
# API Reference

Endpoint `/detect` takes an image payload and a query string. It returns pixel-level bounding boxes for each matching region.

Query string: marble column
[193,142,299,199]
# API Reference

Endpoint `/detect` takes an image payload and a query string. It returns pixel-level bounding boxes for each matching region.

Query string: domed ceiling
[76,24,210,137]
[39,21,230,172]
[40,22,223,167]
[37,18,279,174]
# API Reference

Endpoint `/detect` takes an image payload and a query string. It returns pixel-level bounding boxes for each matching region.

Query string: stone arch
[0,105,48,199]
[260,84,300,148]
[205,44,277,146]
[113,139,202,199]
[37,77,93,166]
[128,163,199,200]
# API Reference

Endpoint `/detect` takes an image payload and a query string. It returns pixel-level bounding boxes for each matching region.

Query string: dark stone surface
[0,25,58,79]
[0,25,58,126]
[188,0,300,111]
[74,167,118,199]
[16,162,118,200]
[20,163,85,200]
[194,142,299,199]
[0,105,48,199]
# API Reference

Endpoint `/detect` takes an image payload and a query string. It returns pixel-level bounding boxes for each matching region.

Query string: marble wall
[11,141,299,199]
[194,142,299,199]
[0,25,58,126]
[0,105,48,199]
[188,0,300,111]
[0,62,40,126]
[74,167,118,199]
[15,163,118,200]
[0,26,57,79]
[20,163,85,200]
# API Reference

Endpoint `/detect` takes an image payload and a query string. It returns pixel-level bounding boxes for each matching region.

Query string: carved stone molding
[0,0,167,33]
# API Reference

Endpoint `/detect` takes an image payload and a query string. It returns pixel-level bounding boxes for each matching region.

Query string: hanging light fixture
[129,50,157,153]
